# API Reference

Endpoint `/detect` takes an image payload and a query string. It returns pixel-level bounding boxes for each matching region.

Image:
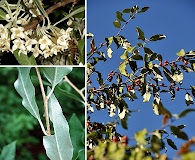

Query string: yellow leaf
[177,49,185,57]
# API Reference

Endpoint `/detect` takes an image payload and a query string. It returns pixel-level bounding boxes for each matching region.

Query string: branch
[35,67,51,135]
[64,76,85,101]
[23,0,79,31]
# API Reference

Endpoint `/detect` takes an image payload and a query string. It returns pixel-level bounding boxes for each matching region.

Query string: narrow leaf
[170,126,189,140]
[138,7,149,13]
[167,139,177,150]
[179,109,195,118]
[136,26,145,40]
[149,34,166,41]
[69,114,85,160]
[44,88,73,160]
[191,86,195,97]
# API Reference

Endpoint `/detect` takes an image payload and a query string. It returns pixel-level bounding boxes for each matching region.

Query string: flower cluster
[0,24,73,59]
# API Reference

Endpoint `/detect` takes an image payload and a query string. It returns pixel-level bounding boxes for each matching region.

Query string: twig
[23,0,79,31]
[35,67,51,135]
[64,76,85,101]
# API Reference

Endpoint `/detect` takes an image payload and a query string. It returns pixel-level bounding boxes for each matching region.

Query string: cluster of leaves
[87,5,195,160]
[0,67,85,160]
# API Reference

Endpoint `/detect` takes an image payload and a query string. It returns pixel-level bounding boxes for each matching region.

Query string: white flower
[51,45,62,55]
[0,38,10,52]
[17,15,31,25]
[12,39,26,52]
[42,47,53,58]
[57,35,70,47]
[39,35,52,50]
[25,39,37,51]
[65,27,73,35]
[33,45,42,57]
[12,39,27,55]
[10,27,25,40]
[0,24,9,39]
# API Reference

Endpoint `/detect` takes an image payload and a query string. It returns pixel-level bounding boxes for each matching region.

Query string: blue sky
[87,1,195,158]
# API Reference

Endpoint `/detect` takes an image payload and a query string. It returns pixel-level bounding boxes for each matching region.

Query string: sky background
[87,0,195,158]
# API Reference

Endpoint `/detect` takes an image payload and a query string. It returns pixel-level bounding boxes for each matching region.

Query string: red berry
[163,60,169,66]
[121,136,128,143]
[160,83,165,86]
[113,136,119,142]
[159,62,163,67]
[100,43,104,47]
[106,100,111,105]
[176,87,180,91]
[87,121,90,126]
[150,83,154,87]
[184,60,188,65]
[88,80,92,84]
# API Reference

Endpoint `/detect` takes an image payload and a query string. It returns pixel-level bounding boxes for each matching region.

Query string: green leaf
[189,60,195,71]
[69,114,85,160]
[179,109,195,118]
[113,20,121,28]
[177,49,185,57]
[163,67,174,83]
[144,47,154,55]
[14,67,46,134]
[14,50,36,65]
[129,60,137,72]
[113,36,120,49]
[116,11,126,22]
[149,34,166,41]
[152,100,171,117]
[134,128,147,145]
[180,65,193,72]
[122,8,131,13]
[0,141,16,160]
[44,88,73,160]
[0,8,7,20]
[157,54,163,62]
[40,67,72,96]
[136,26,145,40]
[138,7,149,13]
[78,39,85,64]
[191,86,195,97]
[54,6,85,26]
[170,126,189,140]
[167,139,177,150]
[177,125,186,129]
[131,55,143,60]
[56,86,84,104]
